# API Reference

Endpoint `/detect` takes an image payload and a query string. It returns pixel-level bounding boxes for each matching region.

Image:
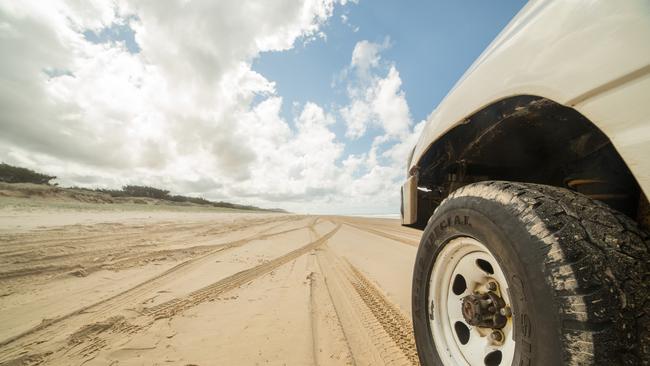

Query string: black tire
[412,181,649,365]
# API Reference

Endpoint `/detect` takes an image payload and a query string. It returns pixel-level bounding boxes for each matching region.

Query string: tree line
[0,162,286,212]
[0,163,56,184]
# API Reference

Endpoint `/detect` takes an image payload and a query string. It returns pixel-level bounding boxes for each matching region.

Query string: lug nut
[500,306,512,317]
[490,331,502,341]
[490,330,504,345]
[487,282,497,291]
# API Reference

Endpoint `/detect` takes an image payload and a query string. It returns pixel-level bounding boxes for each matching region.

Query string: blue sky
[254,1,526,158]
[0,0,526,214]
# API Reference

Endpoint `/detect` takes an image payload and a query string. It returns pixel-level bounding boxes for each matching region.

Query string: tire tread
[445,181,649,365]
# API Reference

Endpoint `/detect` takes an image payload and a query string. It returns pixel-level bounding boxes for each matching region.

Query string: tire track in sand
[317,247,418,365]
[347,264,418,365]
[342,222,419,247]
[0,217,312,349]
[310,251,356,366]
[0,216,303,281]
[144,224,341,319]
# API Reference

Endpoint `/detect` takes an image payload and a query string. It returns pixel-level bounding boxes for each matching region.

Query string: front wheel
[412,181,649,366]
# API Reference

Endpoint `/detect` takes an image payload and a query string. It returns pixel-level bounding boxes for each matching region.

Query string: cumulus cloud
[0,1,340,188]
[372,66,412,137]
[0,0,423,214]
[351,40,381,75]
[334,39,427,213]
[341,39,412,139]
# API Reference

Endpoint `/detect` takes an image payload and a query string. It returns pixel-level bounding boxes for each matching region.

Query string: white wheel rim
[428,236,515,366]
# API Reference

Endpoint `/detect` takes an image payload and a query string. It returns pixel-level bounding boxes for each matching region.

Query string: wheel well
[415,95,649,230]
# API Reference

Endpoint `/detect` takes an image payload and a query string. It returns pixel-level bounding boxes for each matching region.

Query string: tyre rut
[0,217,312,349]
[342,222,419,247]
[144,224,341,319]
[347,264,419,365]
[0,216,302,281]
[316,247,418,365]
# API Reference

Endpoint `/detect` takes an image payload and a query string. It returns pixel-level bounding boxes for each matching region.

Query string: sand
[0,208,423,365]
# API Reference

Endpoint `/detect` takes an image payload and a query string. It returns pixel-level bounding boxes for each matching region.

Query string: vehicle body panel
[409,0,650,196]
[401,175,418,224]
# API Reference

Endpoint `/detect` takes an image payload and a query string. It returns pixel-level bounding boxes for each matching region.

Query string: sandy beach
[0,208,422,365]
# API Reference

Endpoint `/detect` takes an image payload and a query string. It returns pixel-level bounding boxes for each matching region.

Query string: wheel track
[1,215,295,246]
[144,224,341,319]
[347,264,419,365]
[342,222,419,247]
[0,217,313,350]
[0,215,298,259]
[317,247,418,365]
[354,224,421,240]
[0,216,302,281]
[312,251,356,366]
[52,219,333,365]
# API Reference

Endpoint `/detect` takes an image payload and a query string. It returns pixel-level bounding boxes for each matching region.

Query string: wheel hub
[461,290,507,329]
[428,237,516,365]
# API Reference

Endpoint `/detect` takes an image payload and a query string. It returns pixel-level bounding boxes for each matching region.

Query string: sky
[0,0,526,215]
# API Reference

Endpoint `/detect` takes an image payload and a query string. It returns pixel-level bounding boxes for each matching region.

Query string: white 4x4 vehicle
[402,2,650,365]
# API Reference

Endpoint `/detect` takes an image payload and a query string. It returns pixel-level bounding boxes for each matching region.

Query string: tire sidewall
[412,196,564,366]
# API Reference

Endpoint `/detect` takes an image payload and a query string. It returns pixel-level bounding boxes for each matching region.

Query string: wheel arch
[412,95,649,230]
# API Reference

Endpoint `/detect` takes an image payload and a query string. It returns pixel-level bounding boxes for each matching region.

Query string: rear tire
[412,181,649,365]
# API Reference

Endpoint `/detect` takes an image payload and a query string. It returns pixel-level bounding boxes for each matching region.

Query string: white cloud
[0,1,342,191]
[0,1,422,215]
[350,38,389,79]
[371,66,412,137]
[340,100,371,138]
[333,39,427,214]
[341,39,412,140]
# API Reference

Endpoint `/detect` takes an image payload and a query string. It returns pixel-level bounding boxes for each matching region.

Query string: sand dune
[0,211,422,365]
